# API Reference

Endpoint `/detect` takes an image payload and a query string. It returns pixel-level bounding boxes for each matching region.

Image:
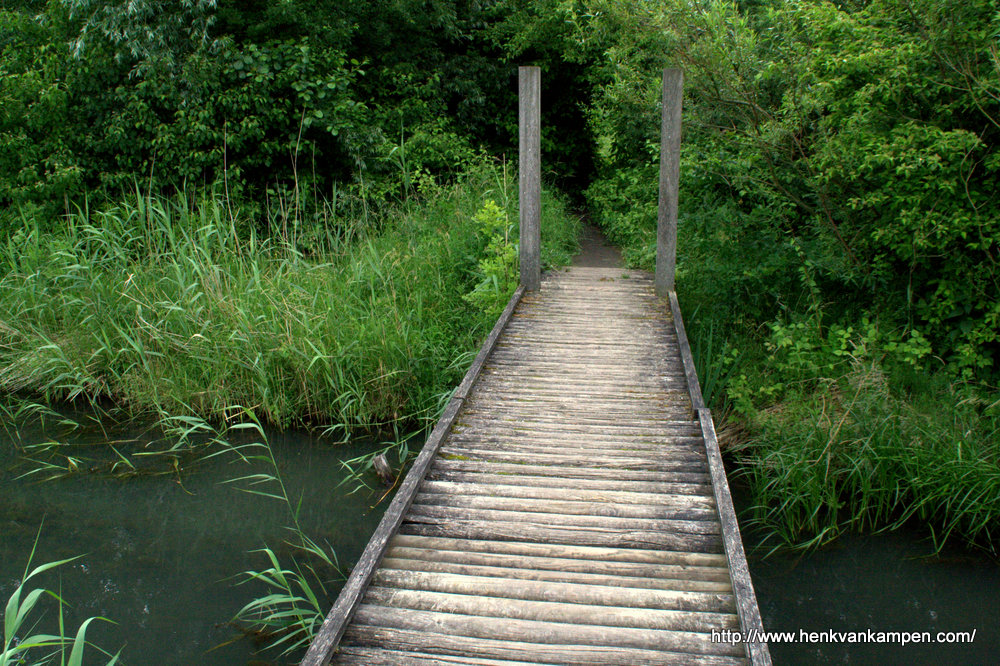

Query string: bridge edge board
[669,290,771,666]
[301,285,527,666]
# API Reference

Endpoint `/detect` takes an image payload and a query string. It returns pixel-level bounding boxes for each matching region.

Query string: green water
[731,469,1000,666]
[749,531,999,664]
[1,416,390,665]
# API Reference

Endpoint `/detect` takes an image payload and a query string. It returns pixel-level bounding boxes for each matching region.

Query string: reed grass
[0,162,579,438]
[2,528,120,666]
[732,361,1000,556]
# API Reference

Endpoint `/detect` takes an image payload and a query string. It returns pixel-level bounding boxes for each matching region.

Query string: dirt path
[573,222,623,268]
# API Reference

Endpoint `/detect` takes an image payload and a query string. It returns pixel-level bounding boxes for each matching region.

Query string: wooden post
[656,69,683,296]
[519,66,541,291]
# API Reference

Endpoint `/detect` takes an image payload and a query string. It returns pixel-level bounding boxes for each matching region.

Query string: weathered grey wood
[375,558,733,593]
[440,434,707,457]
[415,481,716,509]
[351,605,745,656]
[420,473,713,497]
[398,520,724,553]
[412,491,715,520]
[456,408,694,426]
[302,286,525,666]
[333,646,538,666]
[656,68,683,296]
[371,568,736,613]
[699,408,772,666]
[381,548,732,584]
[670,290,706,411]
[429,458,711,483]
[364,586,736,629]
[519,65,541,290]
[340,627,748,666]
[434,446,709,472]
[454,286,526,401]
[388,534,729,567]
[406,503,720,531]
[314,262,770,664]
[386,536,730,587]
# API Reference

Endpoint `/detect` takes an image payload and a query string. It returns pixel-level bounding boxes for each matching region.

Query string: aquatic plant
[1,530,120,666]
[212,413,344,657]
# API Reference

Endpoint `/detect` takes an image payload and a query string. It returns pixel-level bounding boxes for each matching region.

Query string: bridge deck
[305,266,768,665]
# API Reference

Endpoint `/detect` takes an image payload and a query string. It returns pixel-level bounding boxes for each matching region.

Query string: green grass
[0,161,579,438]
[730,362,1000,556]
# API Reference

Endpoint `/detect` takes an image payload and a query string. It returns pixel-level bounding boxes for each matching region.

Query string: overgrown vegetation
[0,162,578,435]
[4,0,1000,659]
[540,0,1000,554]
[2,527,120,666]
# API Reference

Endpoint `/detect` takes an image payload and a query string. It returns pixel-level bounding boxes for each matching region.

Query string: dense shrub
[577,0,1000,376]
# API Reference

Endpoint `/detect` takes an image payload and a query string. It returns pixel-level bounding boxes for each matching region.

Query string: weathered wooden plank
[487,348,680,361]
[367,570,736,613]
[375,558,733,593]
[497,336,678,349]
[429,458,710,484]
[435,446,709,472]
[475,376,688,392]
[454,411,695,430]
[699,408,772,666]
[481,357,686,372]
[350,605,745,656]
[669,290,704,411]
[340,626,747,666]
[412,490,713,518]
[383,545,732,583]
[398,520,725,553]
[474,377,687,392]
[333,646,538,666]
[420,472,714,497]
[363,586,737,629]
[439,436,706,459]
[406,502,721,531]
[441,434,707,457]
[387,534,729,568]
[457,402,693,421]
[463,395,691,414]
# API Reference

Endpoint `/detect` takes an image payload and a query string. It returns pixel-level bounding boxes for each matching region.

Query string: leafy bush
[578,0,1000,377]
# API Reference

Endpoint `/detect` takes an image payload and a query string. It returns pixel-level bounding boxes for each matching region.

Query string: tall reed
[2,528,120,666]
[0,162,579,437]
[732,362,1000,555]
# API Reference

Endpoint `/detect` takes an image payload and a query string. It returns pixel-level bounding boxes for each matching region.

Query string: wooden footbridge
[303,69,770,666]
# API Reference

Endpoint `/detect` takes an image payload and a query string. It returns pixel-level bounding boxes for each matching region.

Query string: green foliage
[0,0,518,229]
[2,529,119,666]
[732,365,1000,556]
[0,162,579,434]
[582,0,1000,377]
[463,199,518,317]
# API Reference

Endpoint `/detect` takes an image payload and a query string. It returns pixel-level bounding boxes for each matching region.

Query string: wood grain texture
[310,264,767,665]
[656,68,683,295]
[518,65,540,290]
